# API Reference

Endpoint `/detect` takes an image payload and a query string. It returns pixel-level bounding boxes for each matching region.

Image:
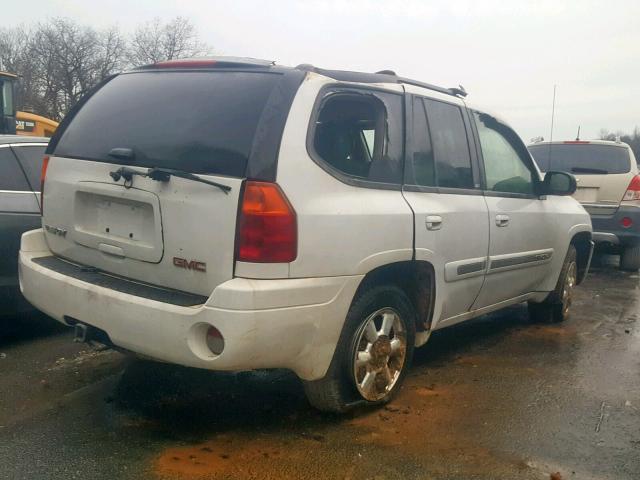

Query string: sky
[5,0,640,142]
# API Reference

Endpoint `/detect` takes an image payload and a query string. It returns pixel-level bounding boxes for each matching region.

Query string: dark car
[0,135,47,312]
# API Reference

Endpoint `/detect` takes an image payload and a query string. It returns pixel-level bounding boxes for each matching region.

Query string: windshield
[528,143,631,174]
[52,71,280,177]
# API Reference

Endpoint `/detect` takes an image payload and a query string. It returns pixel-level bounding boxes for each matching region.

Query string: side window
[422,98,474,189]
[473,112,535,195]
[312,89,403,184]
[407,97,436,187]
[12,145,46,191]
[0,148,30,191]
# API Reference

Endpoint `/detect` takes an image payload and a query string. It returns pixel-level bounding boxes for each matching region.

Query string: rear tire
[528,245,577,324]
[303,285,416,413]
[620,245,640,271]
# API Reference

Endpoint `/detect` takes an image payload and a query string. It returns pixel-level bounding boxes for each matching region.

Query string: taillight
[237,181,297,263]
[622,175,640,203]
[40,155,50,215]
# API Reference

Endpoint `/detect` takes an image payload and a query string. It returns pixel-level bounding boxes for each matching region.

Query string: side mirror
[542,171,577,196]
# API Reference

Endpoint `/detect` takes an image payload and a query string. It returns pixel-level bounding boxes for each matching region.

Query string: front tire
[303,285,416,413]
[620,245,640,271]
[528,245,577,323]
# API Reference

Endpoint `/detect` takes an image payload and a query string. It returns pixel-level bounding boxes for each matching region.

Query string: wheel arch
[353,260,436,335]
[570,231,593,284]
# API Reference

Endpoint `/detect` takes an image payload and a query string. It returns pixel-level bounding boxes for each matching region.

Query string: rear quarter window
[52,71,281,177]
[310,88,404,186]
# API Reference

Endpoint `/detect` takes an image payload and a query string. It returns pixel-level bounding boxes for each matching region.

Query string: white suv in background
[19,58,593,412]
[529,139,640,270]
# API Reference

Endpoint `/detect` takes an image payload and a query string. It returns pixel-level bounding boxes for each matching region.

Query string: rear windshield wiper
[148,167,231,194]
[571,167,609,174]
[109,166,231,194]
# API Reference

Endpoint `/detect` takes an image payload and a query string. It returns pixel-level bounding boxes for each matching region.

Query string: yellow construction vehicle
[15,110,59,137]
[1,71,59,137]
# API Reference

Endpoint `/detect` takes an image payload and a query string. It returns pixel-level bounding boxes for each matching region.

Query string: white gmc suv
[19,57,593,412]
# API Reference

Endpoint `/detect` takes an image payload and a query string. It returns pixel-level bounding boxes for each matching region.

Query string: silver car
[0,135,47,312]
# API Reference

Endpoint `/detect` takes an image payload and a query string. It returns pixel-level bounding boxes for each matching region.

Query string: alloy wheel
[352,307,407,402]
[562,261,577,317]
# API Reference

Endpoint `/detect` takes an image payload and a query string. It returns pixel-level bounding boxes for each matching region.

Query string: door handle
[426,215,443,231]
[495,214,510,227]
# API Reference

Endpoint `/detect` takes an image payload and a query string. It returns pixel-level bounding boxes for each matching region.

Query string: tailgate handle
[98,243,125,258]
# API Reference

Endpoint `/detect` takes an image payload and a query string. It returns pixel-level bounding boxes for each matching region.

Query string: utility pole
[548,85,557,168]
[549,84,557,144]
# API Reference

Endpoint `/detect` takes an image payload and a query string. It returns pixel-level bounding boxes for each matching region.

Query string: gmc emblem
[173,257,207,272]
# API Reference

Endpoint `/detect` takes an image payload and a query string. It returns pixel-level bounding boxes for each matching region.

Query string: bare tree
[600,127,640,161]
[0,17,212,120]
[128,17,211,66]
[0,26,26,73]
[98,26,127,79]
[0,26,47,114]
[1,19,128,119]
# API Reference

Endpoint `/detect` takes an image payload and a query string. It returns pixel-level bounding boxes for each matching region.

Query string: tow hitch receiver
[67,318,113,347]
[73,323,88,343]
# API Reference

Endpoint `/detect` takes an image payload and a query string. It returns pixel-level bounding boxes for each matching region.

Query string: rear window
[52,71,280,176]
[528,143,631,174]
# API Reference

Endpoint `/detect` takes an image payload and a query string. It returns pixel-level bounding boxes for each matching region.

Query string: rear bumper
[590,206,640,247]
[19,229,361,380]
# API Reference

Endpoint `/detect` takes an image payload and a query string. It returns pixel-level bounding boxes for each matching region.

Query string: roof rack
[296,64,467,98]
[396,76,467,98]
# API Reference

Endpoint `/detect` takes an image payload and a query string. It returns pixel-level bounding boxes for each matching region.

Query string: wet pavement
[0,255,638,479]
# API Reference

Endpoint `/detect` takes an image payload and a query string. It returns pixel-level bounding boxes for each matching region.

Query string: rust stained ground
[151,317,579,480]
[153,375,528,480]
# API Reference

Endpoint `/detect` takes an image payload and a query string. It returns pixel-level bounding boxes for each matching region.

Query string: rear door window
[528,143,631,174]
[411,98,474,189]
[423,98,474,189]
[12,145,46,191]
[51,71,281,177]
[0,148,30,191]
[406,97,435,187]
[312,89,404,185]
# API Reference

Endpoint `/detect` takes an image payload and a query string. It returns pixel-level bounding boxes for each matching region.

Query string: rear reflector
[622,175,640,203]
[237,181,297,263]
[621,217,633,228]
[40,155,50,215]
